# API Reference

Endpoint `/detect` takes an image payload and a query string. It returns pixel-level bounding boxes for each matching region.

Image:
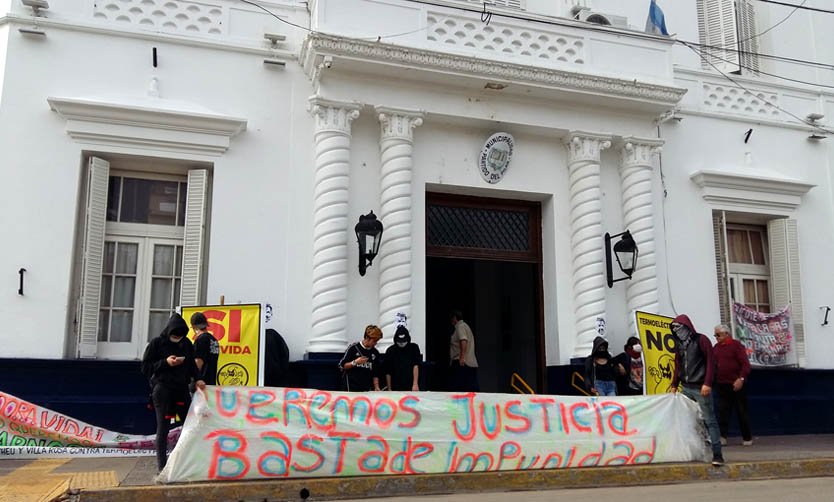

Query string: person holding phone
[141,313,205,472]
[338,325,383,392]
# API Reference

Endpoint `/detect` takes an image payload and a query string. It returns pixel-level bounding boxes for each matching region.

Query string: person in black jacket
[141,313,205,472]
[385,325,422,392]
[191,312,219,386]
[338,325,383,392]
[264,328,290,387]
[584,336,622,396]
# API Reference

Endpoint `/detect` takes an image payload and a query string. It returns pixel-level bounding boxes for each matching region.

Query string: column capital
[375,106,425,142]
[565,131,612,163]
[620,137,664,168]
[308,96,362,134]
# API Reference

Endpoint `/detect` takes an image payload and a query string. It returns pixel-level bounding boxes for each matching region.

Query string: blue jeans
[595,379,617,396]
[681,384,723,458]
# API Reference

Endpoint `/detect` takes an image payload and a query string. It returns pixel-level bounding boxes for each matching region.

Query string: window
[77,156,209,360]
[726,224,770,313]
[697,0,760,74]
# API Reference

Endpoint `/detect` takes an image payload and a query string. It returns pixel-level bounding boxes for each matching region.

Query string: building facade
[1,0,832,429]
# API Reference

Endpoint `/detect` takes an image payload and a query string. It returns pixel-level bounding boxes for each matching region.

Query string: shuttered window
[768,218,805,366]
[180,169,208,307]
[697,0,760,74]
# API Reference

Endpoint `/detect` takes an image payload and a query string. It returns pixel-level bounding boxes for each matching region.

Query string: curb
[72,458,834,502]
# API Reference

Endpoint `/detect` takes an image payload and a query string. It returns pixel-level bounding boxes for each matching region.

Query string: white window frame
[697,0,760,74]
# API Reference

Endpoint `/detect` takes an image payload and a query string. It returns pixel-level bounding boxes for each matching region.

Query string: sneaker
[711,455,725,466]
[720,437,727,446]
[742,440,753,446]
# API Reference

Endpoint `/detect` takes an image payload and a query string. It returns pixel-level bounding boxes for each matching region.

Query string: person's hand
[668,385,678,394]
[458,358,465,366]
[701,384,711,397]
[590,387,597,396]
[733,378,744,391]
[617,364,626,376]
[373,386,381,391]
[411,383,420,392]
[355,356,368,366]
[167,355,183,367]
[194,380,206,391]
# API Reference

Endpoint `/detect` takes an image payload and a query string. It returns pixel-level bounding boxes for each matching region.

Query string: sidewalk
[1,435,832,501]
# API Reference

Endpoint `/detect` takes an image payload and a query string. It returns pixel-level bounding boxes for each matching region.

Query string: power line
[738,0,806,46]
[753,0,834,14]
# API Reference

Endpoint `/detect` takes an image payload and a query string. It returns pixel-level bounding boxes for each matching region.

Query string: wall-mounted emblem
[478,132,514,184]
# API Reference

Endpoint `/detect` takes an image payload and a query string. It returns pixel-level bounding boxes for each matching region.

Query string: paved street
[340,477,834,502]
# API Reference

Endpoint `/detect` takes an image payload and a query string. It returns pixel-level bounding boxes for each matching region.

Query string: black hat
[190,312,208,329]
[394,325,410,344]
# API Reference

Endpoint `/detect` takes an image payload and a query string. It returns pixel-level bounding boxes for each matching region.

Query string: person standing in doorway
[192,312,220,386]
[339,325,383,392]
[141,313,205,472]
[669,314,725,466]
[615,336,644,396]
[385,325,422,391]
[713,324,753,446]
[449,309,479,392]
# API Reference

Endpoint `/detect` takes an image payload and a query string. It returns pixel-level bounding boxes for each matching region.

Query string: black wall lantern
[355,211,384,276]
[605,230,639,288]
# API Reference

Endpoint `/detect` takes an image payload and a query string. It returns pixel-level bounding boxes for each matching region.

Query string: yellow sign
[181,304,262,386]
[634,311,677,395]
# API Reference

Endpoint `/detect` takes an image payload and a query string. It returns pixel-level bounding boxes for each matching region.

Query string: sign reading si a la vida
[181,304,263,386]
[479,132,514,184]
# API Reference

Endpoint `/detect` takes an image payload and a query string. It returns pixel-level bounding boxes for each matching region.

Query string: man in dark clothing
[338,325,383,392]
[614,336,644,396]
[713,324,753,446]
[584,336,621,396]
[192,312,219,386]
[264,328,291,387]
[669,314,724,466]
[385,325,422,392]
[141,313,205,472]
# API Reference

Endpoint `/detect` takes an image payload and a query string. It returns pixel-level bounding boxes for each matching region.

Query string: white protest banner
[0,390,168,458]
[160,387,708,483]
[732,302,797,367]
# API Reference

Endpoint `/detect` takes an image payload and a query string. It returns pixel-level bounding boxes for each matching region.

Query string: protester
[191,312,219,386]
[615,336,644,396]
[669,314,724,466]
[584,336,620,396]
[338,325,383,392]
[264,328,291,387]
[713,324,753,446]
[141,313,205,472]
[385,325,422,391]
[449,309,479,392]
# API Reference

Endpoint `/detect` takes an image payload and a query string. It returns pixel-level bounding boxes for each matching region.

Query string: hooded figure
[385,325,422,392]
[615,336,644,396]
[584,336,620,396]
[141,313,204,472]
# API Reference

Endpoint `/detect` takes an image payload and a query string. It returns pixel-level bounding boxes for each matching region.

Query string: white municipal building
[1,0,833,414]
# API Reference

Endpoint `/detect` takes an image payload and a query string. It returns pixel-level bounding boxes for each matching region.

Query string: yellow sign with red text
[181,304,262,386]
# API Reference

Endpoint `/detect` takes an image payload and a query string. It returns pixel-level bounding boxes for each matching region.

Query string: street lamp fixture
[605,230,638,288]
[355,211,384,276]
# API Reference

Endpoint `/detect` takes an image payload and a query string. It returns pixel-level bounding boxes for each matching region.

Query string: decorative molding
[377,107,424,142]
[565,131,612,163]
[93,0,225,36]
[690,170,815,212]
[620,137,663,168]
[308,96,362,135]
[301,33,686,106]
[48,96,247,156]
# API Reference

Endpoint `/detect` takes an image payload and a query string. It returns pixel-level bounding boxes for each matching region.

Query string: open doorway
[425,193,544,393]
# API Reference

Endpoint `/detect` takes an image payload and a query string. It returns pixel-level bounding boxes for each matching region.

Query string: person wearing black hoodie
[141,313,205,471]
[669,314,725,466]
[385,326,422,392]
[584,336,622,396]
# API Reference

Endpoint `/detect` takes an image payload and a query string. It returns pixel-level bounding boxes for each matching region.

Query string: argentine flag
[645,0,669,36]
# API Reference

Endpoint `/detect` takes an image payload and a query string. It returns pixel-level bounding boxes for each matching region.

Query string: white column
[620,137,664,318]
[566,131,611,358]
[306,97,362,354]
[375,106,424,346]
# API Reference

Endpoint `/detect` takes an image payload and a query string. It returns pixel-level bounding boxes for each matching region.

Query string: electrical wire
[753,0,834,14]
[736,0,806,46]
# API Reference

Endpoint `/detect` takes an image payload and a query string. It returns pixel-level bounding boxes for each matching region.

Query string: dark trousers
[715,382,752,441]
[448,364,479,392]
[152,384,191,471]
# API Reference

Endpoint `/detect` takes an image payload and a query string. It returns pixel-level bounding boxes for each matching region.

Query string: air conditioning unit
[571,7,628,29]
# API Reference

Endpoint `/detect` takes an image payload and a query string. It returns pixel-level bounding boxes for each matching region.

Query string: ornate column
[620,137,664,318]
[375,106,424,346]
[306,96,362,353]
[566,131,612,358]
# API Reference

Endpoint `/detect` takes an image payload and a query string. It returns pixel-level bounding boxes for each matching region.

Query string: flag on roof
[646,0,669,36]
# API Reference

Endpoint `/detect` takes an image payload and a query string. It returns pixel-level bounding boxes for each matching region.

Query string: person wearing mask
[584,336,621,396]
[141,313,205,472]
[338,325,383,392]
[713,324,753,446]
[669,314,724,466]
[449,310,479,392]
[385,325,422,392]
[615,336,644,396]
[191,312,219,386]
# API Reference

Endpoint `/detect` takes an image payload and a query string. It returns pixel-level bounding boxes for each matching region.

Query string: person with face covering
[614,336,644,396]
[385,325,422,392]
[669,314,724,466]
[141,313,205,472]
[584,336,621,396]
